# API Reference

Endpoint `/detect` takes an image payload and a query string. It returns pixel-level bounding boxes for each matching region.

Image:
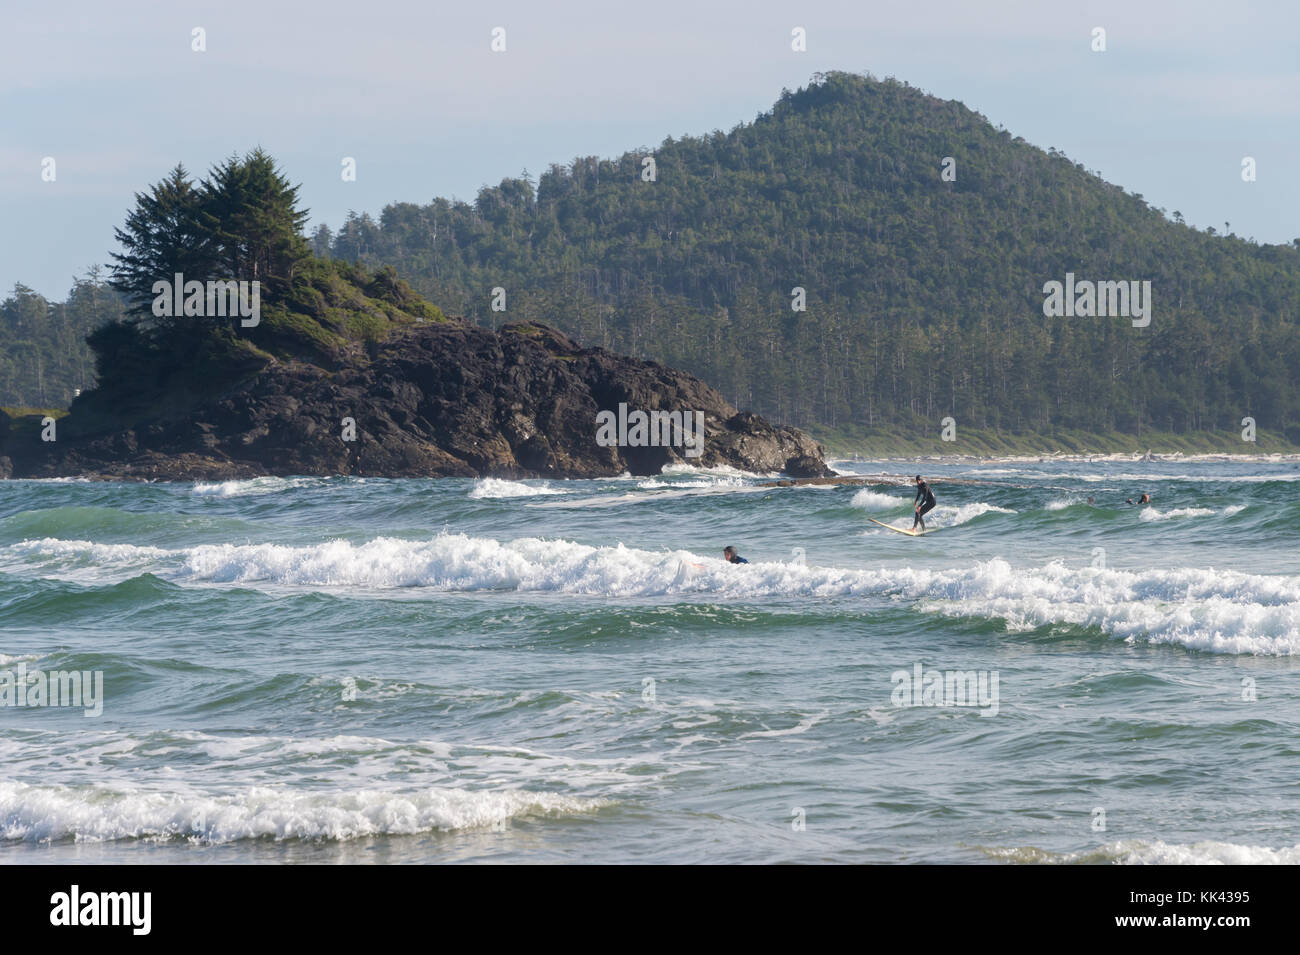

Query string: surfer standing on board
[912,475,936,532]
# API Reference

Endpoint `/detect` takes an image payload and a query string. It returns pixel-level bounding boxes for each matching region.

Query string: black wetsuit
[913,481,936,528]
[726,554,748,564]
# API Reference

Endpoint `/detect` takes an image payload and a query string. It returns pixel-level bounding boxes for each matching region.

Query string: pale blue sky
[3,0,1297,298]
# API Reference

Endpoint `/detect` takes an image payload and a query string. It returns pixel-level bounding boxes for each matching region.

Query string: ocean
[1,456,1298,864]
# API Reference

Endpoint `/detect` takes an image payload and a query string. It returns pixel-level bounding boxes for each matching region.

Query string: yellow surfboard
[868,517,927,537]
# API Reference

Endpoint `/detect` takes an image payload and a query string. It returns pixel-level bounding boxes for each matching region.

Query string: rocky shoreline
[0,321,830,482]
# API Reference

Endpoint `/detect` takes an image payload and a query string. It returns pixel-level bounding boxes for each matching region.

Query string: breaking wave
[467,478,567,499]
[6,535,1298,654]
[0,781,607,844]
[984,839,1300,865]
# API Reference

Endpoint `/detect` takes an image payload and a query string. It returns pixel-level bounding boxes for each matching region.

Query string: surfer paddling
[723,546,748,564]
[911,475,936,532]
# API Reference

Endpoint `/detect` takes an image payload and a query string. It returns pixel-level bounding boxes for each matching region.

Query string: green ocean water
[1,457,1299,864]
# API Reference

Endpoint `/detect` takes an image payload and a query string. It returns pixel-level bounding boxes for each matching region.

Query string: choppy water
[2,456,1299,864]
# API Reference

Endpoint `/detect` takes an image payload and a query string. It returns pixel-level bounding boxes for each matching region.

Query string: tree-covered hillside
[2,152,450,426]
[321,71,1300,440]
[1,271,124,410]
[2,150,827,483]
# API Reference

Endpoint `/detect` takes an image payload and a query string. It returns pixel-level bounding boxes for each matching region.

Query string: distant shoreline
[808,426,1300,460]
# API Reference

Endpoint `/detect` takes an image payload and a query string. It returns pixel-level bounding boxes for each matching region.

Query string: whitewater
[1,456,1298,863]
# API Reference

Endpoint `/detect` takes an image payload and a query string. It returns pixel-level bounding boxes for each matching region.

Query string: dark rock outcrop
[2,321,831,481]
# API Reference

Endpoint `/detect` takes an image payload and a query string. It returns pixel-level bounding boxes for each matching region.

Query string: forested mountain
[6,72,1299,441]
[0,271,124,409]
[320,71,1300,440]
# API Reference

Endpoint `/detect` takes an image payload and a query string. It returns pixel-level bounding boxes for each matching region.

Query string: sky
[2,0,1298,298]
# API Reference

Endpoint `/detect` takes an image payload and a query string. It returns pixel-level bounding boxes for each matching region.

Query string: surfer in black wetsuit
[723,546,748,564]
[912,475,936,531]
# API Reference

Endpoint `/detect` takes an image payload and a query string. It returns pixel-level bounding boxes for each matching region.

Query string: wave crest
[8,535,1299,654]
[0,781,606,844]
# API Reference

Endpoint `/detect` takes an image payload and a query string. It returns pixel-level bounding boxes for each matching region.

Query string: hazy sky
[3,0,1297,298]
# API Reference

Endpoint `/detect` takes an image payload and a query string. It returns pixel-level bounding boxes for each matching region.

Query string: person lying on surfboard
[723,546,749,564]
[912,475,936,532]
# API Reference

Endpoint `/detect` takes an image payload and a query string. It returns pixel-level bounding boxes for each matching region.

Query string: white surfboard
[868,517,928,537]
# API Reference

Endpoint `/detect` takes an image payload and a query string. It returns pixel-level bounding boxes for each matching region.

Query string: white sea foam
[1102,839,1300,865]
[850,490,903,510]
[530,482,769,508]
[737,711,828,739]
[851,494,1013,525]
[910,559,1300,655]
[989,839,1300,865]
[192,480,264,497]
[659,462,782,478]
[7,536,1299,653]
[0,781,607,844]
[191,477,326,498]
[0,653,40,666]
[467,478,566,499]
[923,502,1016,527]
[6,477,96,484]
[1079,472,1300,484]
[636,476,747,490]
[1139,505,1246,522]
[5,538,171,568]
